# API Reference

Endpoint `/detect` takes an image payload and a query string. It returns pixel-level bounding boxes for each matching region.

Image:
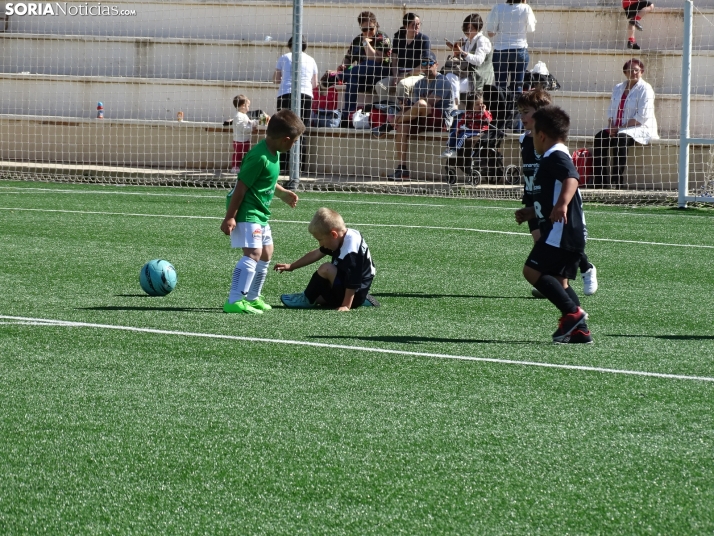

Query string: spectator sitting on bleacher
[336,11,392,126]
[373,12,430,107]
[444,13,494,107]
[592,58,658,188]
[372,51,457,182]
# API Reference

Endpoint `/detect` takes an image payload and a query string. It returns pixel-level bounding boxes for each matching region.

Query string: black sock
[579,253,592,273]
[304,272,330,304]
[534,275,578,315]
[564,285,581,308]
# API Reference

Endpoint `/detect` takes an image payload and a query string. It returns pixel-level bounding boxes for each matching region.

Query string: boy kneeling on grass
[275,207,379,311]
[514,105,592,344]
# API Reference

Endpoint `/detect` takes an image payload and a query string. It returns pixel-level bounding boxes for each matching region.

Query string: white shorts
[230,222,273,249]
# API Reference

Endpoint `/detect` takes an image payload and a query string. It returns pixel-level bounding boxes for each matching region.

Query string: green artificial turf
[0,181,713,534]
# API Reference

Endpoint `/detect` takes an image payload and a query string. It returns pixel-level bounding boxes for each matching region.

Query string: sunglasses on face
[421,61,436,66]
[361,27,375,33]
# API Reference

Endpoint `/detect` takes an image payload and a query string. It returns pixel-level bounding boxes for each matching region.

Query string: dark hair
[287,36,308,52]
[532,105,570,142]
[506,0,526,4]
[266,109,306,139]
[462,13,484,34]
[233,94,248,109]
[623,58,645,72]
[358,11,378,28]
[463,90,484,109]
[516,88,553,111]
[402,12,419,28]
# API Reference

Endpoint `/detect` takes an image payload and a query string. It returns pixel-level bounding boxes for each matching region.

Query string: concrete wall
[3,35,714,96]
[3,3,714,50]
[2,114,710,191]
[1,75,710,138]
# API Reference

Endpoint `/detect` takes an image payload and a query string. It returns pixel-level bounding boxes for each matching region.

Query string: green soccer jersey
[231,139,280,226]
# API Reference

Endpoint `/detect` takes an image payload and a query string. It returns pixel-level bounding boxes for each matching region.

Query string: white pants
[374,74,425,104]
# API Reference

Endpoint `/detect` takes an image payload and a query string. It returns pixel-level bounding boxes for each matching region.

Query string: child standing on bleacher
[441,90,492,159]
[623,0,654,50]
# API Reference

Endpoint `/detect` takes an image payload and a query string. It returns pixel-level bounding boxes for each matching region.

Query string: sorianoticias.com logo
[5,3,137,15]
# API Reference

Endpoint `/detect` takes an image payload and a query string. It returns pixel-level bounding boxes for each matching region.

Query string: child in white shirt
[230,95,259,174]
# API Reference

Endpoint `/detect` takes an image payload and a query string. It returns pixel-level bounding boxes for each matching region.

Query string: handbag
[440,37,480,76]
[352,109,371,129]
[311,110,341,128]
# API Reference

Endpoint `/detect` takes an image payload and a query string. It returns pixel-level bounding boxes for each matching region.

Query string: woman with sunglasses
[337,11,392,124]
[592,58,658,188]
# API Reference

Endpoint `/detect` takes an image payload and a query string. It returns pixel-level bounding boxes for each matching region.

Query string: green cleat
[247,296,272,311]
[223,299,263,314]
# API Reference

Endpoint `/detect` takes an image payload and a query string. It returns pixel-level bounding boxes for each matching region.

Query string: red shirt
[457,109,492,131]
[622,0,640,9]
[615,90,628,128]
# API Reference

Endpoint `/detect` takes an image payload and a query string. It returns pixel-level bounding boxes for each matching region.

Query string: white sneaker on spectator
[442,149,454,158]
[582,265,598,296]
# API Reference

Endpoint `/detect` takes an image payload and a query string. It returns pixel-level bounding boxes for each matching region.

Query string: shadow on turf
[80,306,218,313]
[371,292,532,300]
[610,334,714,341]
[309,335,538,345]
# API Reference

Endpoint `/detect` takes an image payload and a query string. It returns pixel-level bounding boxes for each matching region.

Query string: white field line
[2,185,714,218]
[2,206,713,249]
[1,314,713,383]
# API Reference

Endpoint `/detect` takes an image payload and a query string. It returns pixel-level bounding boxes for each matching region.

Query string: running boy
[514,105,592,344]
[275,207,378,311]
[220,109,305,314]
[517,88,597,298]
[441,90,492,159]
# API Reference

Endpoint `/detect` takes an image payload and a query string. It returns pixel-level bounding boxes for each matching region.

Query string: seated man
[372,51,457,181]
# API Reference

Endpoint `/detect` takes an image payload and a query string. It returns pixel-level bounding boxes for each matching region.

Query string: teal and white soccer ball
[139,259,177,296]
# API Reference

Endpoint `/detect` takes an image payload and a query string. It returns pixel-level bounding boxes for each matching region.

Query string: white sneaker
[582,265,598,296]
[441,149,454,158]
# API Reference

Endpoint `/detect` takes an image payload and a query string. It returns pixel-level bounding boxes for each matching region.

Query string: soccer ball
[139,259,177,296]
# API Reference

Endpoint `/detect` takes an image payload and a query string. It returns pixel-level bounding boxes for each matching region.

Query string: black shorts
[527,218,539,234]
[321,275,370,309]
[525,241,581,280]
[624,1,652,19]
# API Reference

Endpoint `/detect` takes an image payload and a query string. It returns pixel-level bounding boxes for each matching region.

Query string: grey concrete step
[3,2,713,50]
[2,34,712,96]
[0,74,706,138]
[2,113,710,192]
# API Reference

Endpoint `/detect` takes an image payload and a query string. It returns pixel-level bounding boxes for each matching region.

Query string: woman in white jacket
[593,58,659,187]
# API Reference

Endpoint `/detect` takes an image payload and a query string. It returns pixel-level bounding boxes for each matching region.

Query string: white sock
[228,256,257,304]
[246,260,270,301]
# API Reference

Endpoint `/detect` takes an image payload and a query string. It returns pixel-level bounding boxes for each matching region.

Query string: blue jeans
[447,128,483,150]
[492,48,530,94]
[342,61,390,113]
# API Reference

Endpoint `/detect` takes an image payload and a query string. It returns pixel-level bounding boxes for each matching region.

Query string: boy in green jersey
[220,109,306,314]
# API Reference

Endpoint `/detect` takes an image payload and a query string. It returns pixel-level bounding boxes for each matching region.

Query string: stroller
[444,85,521,186]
